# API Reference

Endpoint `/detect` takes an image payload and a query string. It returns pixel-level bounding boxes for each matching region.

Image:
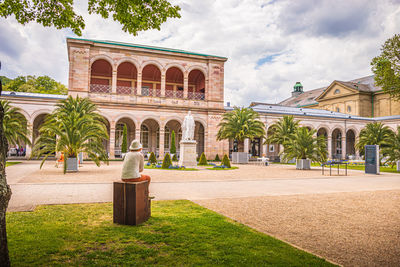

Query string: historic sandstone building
[3,38,400,161]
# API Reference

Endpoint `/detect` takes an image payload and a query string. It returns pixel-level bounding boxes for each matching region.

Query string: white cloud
[1,0,399,106]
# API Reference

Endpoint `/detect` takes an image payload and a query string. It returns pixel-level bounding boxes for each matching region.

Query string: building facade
[4,38,229,159]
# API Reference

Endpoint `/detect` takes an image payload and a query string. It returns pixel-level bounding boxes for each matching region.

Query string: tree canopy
[371,34,400,100]
[1,75,67,95]
[217,107,265,144]
[0,0,181,36]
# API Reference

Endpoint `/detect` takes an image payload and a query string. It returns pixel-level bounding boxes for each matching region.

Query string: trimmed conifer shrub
[198,152,208,165]
[172,153,178,161]
[148,152,157,164]
[214,154,221,162]
[162,153,172,169]
[222,154,231,168]
[170,130,176,155]
[121,124,128,154]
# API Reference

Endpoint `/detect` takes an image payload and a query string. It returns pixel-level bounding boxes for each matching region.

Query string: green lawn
[144,165,198,171]
[206,166,239,170]
[5,161,21,167]
[7,201,334,266]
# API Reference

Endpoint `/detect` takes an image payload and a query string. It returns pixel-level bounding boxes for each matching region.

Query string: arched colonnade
[90,57,207,101]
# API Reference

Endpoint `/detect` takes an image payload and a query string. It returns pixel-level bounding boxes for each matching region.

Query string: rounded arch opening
[141,64,161,97]
[332,128,343,159]
[140,118,160,156]
[90,59,112,93]
[188,69,205,100]
[117,62,137,95]
[115,117,136,158]
[346,129,356,159]
[165,67,184,99]
[195,121,205,156]
[164,119,182,154]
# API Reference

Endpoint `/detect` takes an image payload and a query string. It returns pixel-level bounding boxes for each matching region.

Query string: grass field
[5,162,21,167]
[7,201,334,266]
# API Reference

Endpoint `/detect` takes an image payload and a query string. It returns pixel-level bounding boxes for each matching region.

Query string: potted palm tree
[282,127,327,170]
[1,100,31,151]
[355,122,394,165]
[32,96,109,173]
[265,115,299,163]
[217,107,265,163]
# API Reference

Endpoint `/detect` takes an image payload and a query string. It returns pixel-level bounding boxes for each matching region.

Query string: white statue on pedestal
[182,111,195,141]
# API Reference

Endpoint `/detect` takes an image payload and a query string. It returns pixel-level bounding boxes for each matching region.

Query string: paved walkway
[6,161,400,210]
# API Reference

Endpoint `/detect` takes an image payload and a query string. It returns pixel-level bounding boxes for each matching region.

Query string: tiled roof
[246,102,400,121]
[279,75,380,107]
[279,87,325,107]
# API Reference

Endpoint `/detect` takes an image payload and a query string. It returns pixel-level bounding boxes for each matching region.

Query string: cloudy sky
[1,0,400,106]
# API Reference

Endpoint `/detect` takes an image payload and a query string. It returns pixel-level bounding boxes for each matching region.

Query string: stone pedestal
[178,140,197,168]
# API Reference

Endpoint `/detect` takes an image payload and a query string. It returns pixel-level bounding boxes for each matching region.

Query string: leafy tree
[214,154,221,162]
[0,0,181,264]
[198,152,208,165]
[371,34,400,100]
[0,0,181,36]
[0,76,12,86]
[265,115,299,149]
[148,152,157,164]
[32,96,109,173]
[162,153,172,169]
[281,127,327,164]
[356,122,394,162]
[1,100,31,147]
[221,154,231,168]
[170,130,176,155]
[172,154,178,161]
[121,124,127,154]
[383,126,400,167]
[217,107,265,152]
[3,75,67,95]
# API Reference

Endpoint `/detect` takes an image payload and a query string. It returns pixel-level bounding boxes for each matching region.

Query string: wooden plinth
[113,181,151,225]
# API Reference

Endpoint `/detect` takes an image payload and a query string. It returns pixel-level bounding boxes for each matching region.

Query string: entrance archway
[195,122,205,156]
[332,128,342,159]
[140,119,160,156]
[346,129,356,158]
[115,118,136,157]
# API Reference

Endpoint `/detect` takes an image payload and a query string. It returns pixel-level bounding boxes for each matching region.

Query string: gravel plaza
[6,160,400,266]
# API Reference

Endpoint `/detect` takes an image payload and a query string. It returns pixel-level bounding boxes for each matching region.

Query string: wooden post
[113,181,151,225]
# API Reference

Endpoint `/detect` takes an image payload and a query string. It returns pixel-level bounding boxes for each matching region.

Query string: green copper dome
[293,82,303,92]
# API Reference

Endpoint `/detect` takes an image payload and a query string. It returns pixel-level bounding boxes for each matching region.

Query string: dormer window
[334,89,340,94]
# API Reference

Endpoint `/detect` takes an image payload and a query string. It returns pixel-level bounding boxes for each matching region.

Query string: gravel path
[196,190,400,267]
[9,161,389,184]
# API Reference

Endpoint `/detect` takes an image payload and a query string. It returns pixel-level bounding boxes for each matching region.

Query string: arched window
[336,107,340,112]
[347,106,351,112]
[140,125,149,148]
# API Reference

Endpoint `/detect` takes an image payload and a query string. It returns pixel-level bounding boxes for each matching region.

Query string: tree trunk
[0,82,12,266]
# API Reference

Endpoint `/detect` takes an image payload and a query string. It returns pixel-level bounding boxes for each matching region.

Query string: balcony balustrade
[141,87,161,97]
[90,84,111,93]
[188,91,205,100]
[117,86,136,95]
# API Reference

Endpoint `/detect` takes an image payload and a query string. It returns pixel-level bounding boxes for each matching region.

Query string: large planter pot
[232,152,248,164]
[66,157,79,172]
[296,159,311,170]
